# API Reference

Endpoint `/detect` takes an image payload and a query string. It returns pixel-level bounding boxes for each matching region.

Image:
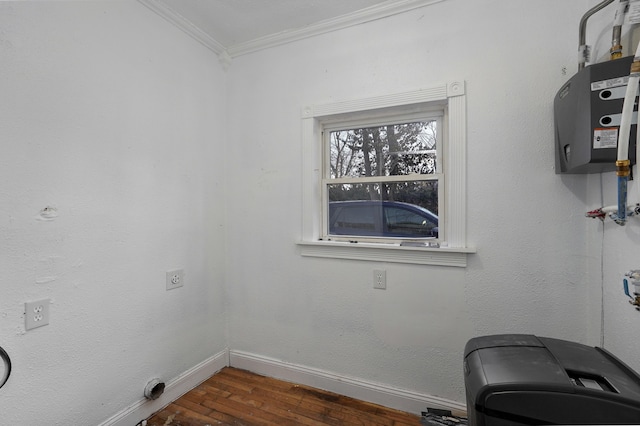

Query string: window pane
[385,206,437,237]
[327,181,438,239]
[329,120,437,178]
[327,181,438,215]
[330,204,377,232]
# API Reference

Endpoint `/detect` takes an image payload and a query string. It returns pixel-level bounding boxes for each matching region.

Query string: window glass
[327,181,438,215]
[329,120,437,178]
[329,204,379,234]
[384,205,437,237]
[324,118,440,241]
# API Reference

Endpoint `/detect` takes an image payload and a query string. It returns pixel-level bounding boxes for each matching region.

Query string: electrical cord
[0,346,11,389]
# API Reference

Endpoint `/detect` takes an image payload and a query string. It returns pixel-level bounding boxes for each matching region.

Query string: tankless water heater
[554,55,637,173]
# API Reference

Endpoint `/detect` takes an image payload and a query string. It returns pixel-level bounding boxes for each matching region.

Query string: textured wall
[0,2,227,424]
[225,0,596,404]
[2,0,622,423]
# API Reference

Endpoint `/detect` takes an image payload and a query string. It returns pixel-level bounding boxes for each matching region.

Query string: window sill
[297,240,476,267]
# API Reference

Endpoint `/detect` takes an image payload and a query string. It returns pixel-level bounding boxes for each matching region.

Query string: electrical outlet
[373,269,386,290]
[25,299,50,330]
[166,269,184,291]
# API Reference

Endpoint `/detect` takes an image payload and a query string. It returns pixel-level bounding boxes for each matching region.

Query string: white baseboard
[98,349,229,426]
[229,350,466,416]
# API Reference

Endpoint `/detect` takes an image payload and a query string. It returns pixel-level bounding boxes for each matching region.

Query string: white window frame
[298,81,475,267]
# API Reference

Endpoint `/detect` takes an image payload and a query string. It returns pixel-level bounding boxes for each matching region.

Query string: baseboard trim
[98,349,229,426]
[229,350,466,416]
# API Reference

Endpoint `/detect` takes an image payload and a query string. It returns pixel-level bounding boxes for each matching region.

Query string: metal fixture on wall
[578,0,615,70]
[556,1,636,177]
[611,1,630,59]
[558,0,640,225]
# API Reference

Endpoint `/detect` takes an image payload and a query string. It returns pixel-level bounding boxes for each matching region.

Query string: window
[299,82,474,267]
[324,114,441,243]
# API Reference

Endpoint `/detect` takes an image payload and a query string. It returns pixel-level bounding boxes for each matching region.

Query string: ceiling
[139,0,441,56]
[157,0,391,47]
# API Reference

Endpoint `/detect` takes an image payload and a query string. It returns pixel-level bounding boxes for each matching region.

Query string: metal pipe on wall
[579,0,615,69]
[611,0,630,59]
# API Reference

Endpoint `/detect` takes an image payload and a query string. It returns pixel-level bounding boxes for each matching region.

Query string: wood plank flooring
[144,367,421,426]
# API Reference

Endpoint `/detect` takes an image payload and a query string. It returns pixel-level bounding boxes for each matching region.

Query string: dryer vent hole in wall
[144,378,165,400]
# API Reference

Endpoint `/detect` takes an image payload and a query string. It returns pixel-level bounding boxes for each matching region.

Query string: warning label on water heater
[591,76,629,91]
[593,128,618,149]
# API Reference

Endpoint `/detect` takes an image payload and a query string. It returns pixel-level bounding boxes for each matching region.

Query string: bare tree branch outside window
[328,120,438,214]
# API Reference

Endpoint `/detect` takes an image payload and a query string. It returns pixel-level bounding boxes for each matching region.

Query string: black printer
[464,334,640,425]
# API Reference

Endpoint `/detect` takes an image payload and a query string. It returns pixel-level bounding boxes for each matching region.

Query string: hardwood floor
[144,367,421,426]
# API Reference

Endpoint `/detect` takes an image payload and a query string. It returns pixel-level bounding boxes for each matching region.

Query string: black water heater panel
[554,55,637,174]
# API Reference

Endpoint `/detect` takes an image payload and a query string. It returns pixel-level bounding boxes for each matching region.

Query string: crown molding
[138,0,448,61]
[227,0,448,57]
[137,0,226,56]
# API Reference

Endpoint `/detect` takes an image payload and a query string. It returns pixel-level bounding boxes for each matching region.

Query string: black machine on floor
[463,334,640,425]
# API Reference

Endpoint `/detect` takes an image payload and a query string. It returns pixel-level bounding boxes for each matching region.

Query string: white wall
[0,2,227,425]
[3,0,627,423]
[226,0,597,405]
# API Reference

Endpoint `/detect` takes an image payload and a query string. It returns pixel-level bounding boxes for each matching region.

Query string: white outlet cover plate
[166,269,184,290]
[25,299,50,330]
[373,269,386,290]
